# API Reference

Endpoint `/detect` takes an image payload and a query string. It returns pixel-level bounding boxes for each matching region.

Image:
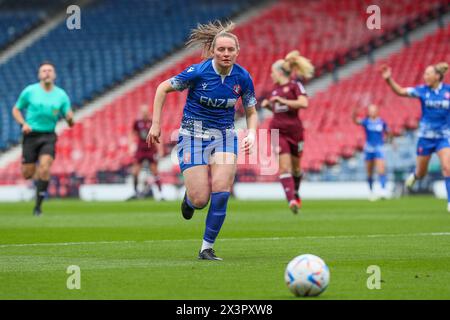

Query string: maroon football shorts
[134,150,157,164]
[272,132,304,157]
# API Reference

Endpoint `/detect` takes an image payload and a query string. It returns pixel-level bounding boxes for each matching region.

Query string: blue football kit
[360,117,388,161]
[170,58,257,172]
[406,83,450,155]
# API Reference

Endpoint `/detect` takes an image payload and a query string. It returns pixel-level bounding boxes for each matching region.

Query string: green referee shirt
[16,83,71,132]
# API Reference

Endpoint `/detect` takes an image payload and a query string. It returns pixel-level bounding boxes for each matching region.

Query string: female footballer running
[147,21,258,260]
[261,51,313,214]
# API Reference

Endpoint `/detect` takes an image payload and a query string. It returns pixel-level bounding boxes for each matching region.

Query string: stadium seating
[234,0,447,94]
[0,0,258,150]
[248,23,449,180]
[0,0,448,188]
[0,12,40,50]
[0,0,71,50]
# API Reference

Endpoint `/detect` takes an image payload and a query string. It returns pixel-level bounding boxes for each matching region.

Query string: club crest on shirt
[445,92,449,99]
[233,84,241,95]
[183,152,191,163]
[52,108,59,115]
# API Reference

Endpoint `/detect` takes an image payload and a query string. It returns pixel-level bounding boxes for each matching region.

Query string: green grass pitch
[0,197,449,299]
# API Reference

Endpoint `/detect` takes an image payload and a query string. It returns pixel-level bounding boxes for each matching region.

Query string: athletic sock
[202,191,230,246]
[133,175,138,193]
[154,176,162,192]
[379,174,387,190]
[367,177,374,191]
[201,240,214,252]
[35,179,49,210]
[445,177,450,204]
[293,172,303,197]
[280,173,296,202]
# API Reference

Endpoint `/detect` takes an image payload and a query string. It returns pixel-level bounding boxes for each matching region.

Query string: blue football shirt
[170,58,257,135]
[360,117,388,149]
[406,83,450,139]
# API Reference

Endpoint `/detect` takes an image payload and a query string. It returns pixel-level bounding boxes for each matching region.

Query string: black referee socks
[35,179,49,210]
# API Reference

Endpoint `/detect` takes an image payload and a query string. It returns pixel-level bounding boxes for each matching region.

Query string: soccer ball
[284,254,330,297]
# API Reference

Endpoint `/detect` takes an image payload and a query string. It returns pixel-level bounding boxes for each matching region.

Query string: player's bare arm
[65,110,75,127]
[242,106,257,154]
[12,106,32,134]
[351,107,362,125]
[381,65,409,97]
[147,80,176,146]
[270,95,308,109]
[261,98,272,110]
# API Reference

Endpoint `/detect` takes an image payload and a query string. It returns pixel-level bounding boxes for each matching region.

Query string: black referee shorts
[22,132,57,164]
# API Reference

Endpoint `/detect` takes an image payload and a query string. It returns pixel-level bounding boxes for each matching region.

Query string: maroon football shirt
[269,80,307,136]
[133,119,155,152]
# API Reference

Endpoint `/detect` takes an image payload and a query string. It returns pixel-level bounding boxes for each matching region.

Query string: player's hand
[270,96,282,103]
[261,99,271,109]
[22,123,32,134]
[242,131,256,155]
[66,118,74,128]
[147,124,161,146]
[380,65,391,80]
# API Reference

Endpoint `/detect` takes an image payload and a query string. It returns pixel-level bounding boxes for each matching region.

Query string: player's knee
[442,163,450,177]
[22,168,34,179]
[191,197,209,209]
[279,167,292,175]
[39,164,51,175]
[188,191,210,209]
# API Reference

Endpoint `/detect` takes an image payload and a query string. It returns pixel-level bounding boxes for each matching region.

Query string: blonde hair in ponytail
[186,20,239,58]
[281,50,315,80]
[434,62,449,81]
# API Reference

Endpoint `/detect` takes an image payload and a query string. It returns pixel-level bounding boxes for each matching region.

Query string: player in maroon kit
[130,105,164,198]
[261,51,314,214]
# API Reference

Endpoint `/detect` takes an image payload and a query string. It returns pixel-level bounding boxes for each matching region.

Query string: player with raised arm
[381,62,449,211]
[147,21,258,260]
[261,51,313,214]
[130,105,164,199]
[352,104,390,200]
[12,62,74,216]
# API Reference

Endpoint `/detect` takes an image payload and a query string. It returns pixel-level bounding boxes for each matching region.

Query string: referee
[12,62,74,216]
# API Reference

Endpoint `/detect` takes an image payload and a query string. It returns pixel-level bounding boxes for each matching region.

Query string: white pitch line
[0,232,449,249]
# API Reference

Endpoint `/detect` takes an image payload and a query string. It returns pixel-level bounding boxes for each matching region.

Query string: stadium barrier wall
[1,181,446,202]
[0,186,34,202]
[77,182,395,201]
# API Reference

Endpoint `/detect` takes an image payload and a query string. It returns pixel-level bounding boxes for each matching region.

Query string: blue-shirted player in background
[147,21,258,260]
[352,104,389,200]
[382,62,449,212]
